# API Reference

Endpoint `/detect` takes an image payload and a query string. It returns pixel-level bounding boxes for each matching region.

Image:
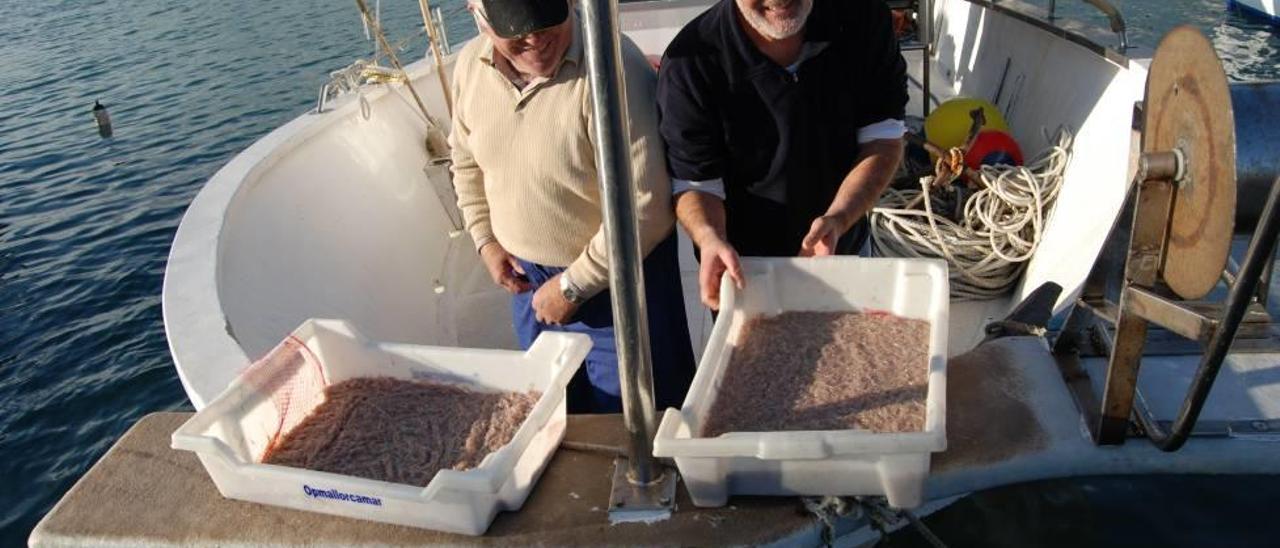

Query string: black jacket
[657,0,907,255]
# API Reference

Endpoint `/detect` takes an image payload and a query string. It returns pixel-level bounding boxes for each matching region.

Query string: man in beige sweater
[449,0,695,413]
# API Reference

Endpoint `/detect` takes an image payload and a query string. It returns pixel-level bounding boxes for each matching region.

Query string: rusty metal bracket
[1123,287,1217,342]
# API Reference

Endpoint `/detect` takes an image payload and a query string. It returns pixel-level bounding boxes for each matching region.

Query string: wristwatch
[559,272,586,305]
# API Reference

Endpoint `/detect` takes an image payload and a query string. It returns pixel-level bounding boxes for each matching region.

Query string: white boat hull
[1230,0,1280,24]
[161,3,1280,532]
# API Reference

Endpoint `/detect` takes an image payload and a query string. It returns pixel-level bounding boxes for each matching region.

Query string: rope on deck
[870,128,1074,300]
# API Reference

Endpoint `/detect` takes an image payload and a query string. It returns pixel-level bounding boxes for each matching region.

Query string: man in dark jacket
[657,0,908,309]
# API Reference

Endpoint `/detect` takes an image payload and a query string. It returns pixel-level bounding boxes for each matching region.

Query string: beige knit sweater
[448,25,674,297]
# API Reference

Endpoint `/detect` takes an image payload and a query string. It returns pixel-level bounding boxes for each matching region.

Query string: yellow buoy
[924,97,1009,150]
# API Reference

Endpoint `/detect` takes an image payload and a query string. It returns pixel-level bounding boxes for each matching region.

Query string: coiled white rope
[871,128,1074,300]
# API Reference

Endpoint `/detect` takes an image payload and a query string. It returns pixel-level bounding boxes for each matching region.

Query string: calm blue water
[0,0,1275,544]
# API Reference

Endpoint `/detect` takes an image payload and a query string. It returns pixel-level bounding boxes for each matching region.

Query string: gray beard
[739,0,812,40]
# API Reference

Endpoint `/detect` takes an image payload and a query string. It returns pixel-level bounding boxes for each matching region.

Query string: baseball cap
[478,0,569,39]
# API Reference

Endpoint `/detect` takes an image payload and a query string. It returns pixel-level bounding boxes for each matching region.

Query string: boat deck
[931,337,1280,501]
[30,413,830,546]
[32,337,1280,546]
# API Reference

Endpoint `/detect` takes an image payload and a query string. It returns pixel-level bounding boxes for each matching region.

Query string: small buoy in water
[92,100,113,138]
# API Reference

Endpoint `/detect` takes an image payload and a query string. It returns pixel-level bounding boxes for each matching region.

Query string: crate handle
[755,433,829,460]
[525,332,591,387]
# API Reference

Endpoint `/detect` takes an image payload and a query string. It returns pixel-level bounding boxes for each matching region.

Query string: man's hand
[799,214,847,257]
[698,236,745,310]
[479,242,531,294]
[674,191,745,310]
[533,274,579,325]
[800,138,904,257]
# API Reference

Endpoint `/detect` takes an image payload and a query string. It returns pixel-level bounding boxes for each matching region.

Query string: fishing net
[235,335,330,461]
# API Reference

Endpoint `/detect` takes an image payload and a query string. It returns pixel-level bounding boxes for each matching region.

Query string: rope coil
[871,128,1074,300]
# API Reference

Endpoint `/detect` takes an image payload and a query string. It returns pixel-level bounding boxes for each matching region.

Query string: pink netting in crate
[237,335,329,460]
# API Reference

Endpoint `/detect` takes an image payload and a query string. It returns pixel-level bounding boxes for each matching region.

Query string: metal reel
[1052,26,1280,451]
[1143,25,1237,300]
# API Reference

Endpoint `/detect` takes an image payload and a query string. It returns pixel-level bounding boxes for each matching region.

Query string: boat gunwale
[162,57,445,409]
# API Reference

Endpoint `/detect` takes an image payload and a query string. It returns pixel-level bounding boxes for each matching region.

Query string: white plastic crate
[653,257,948,509]
[172,319,590,535]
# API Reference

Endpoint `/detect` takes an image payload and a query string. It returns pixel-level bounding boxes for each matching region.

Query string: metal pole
[579,0,660,486]
[1257,243,1275,307]
[1146,176,1280,451]
[417,0,453,116]
[920,0,931,119]
[1080,0,1128,50]
[1095,168,1176,445]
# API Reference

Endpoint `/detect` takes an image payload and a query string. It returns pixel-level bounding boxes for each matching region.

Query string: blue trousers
[511,235,696,414]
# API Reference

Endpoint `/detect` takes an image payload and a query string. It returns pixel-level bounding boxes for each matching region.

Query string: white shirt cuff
[857,119,906,144]
[672,177,727,200]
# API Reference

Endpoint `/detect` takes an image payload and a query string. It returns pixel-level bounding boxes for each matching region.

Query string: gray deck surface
[32,337,1280,546]
[30,413,825,547]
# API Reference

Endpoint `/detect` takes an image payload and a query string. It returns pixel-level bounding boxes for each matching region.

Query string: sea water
[0,0,1276,544]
